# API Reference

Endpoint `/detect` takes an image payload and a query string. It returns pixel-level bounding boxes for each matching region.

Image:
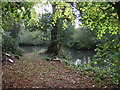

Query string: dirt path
[2,53,98,88]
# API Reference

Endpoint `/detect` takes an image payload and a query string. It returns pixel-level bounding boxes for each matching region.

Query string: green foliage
[51,2,75,28]
[76,2,120,85]
[1,2,35,55]
[26,13,52,32]
[19,30,50,45]
[77,2,119,58]
[76,63,119,87]
[41,54,52,61]
[57,21,75,48]
[2,34,23,56]
[2,2,35,31]
[48,2,75,51]
[60,57,119,87]
[72,27,98,50]
[38,13,52,31]
[61,59,69,65]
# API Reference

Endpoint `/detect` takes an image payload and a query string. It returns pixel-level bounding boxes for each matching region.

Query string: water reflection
[75,59,81,66]
[65,48,95,63]
[20,46,46,53]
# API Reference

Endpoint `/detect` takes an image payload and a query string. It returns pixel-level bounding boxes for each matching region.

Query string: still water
[20,46,95,64]
[20,45,47,53]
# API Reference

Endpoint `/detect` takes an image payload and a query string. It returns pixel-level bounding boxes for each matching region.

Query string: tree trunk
[46,4,60,56]
[10,20,20,39]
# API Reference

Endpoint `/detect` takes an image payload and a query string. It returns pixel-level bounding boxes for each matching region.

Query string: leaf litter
[2,53,103,88]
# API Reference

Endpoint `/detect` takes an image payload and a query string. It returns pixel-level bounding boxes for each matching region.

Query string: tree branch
[66,2,74,6]
[107,2,116,8]
[99,6,113,13]
[106,0,116,8]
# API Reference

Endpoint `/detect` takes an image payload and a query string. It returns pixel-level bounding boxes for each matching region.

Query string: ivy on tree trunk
[46,4,60,56]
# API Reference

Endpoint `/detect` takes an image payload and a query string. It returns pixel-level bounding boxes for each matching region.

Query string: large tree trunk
[46,4,60,56]
[10,20,20,39]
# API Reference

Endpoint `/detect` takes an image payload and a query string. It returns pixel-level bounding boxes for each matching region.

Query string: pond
[20,45,47,53]
[66,48,95,64]
[20,46,95,64]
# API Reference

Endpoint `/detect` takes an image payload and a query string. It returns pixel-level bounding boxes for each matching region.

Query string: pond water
[20,45,47,53]
[20,46,95,64]
[66,48,95,63]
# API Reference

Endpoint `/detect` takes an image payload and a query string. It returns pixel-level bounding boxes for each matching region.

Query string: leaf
[94,61,97,65]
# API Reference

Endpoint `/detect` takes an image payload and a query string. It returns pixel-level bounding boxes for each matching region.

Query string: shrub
[19,30,50,45]
[72,28,98,50]
[2,34,23,56]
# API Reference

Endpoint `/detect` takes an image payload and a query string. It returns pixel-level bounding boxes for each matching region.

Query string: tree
[1,2,35,55]
[46,4,59,55]
[46,2,74,56]
[76,2,119,57]
[76,2,120,85]
[2,2,35,37]
[106,1,120,20]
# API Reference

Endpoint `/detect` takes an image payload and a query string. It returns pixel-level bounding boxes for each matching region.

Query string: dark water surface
[20,46,95,63]
[67,48,95,61]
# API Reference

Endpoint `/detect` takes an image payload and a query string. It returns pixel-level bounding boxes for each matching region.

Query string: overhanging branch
[106,0,116,8]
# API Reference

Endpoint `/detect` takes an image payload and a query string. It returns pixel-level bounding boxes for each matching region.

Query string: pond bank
[20,45,95,64]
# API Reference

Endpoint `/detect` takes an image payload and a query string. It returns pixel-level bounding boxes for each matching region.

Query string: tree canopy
[1,1,120,87]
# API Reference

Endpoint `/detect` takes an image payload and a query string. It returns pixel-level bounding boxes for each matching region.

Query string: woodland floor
[2,52,109,89]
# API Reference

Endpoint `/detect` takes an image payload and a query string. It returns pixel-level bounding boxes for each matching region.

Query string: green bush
[19,30,50,45]
[72,28,98,50]
[41,54,52,61]
[2,34,23,56]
